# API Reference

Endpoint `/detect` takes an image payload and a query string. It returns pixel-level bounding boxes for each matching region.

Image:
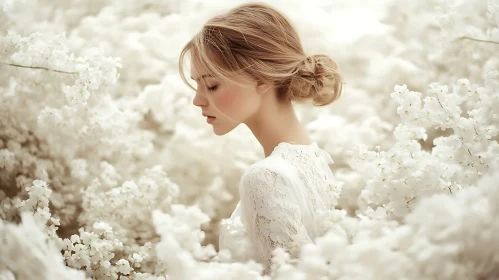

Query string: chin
[212,123,238,136]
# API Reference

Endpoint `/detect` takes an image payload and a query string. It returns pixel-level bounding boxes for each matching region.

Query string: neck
[244,98,312,157]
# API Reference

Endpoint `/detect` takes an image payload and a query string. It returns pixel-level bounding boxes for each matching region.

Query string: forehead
[189,57,255,85]
[190,59,211,79]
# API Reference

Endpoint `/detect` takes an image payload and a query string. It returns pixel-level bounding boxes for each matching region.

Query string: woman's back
[219,142,339,274]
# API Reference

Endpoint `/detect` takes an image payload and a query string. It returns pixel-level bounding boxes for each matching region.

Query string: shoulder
[242,166,283,186]
[239,156,295,196]
[250,145,301,173]
[242,154,292,183]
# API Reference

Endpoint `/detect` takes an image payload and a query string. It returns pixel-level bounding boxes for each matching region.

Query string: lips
[206,116,216,124]
[202,113,216,124]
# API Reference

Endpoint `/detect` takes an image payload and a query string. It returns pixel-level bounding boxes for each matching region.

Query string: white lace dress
[218,142,339,274]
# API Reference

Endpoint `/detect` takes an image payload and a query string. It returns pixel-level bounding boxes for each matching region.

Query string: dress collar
[273,141,334,164]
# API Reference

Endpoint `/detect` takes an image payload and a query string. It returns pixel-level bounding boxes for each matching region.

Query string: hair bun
[285,54,343,106]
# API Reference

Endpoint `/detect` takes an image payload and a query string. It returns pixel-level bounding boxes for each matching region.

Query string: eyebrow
[190,74,214,81]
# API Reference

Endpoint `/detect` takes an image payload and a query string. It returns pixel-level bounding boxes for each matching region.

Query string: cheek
[212,93,235,112]
[213,90,249,116]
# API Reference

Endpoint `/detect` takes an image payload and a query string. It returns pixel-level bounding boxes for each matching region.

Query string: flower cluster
[349,76,499,218]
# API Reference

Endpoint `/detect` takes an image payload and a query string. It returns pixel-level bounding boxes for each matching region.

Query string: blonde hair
[178,2,343,106]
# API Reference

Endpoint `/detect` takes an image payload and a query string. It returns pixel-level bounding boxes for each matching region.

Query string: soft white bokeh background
[1,0,498,279]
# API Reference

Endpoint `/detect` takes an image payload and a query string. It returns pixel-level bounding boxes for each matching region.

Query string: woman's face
[190,60,265,135]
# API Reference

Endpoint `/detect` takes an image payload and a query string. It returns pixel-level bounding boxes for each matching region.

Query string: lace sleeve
[240,166,312,274]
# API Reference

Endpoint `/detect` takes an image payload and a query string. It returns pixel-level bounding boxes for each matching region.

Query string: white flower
[70,235,81,244]
[132,253,143,263]
[116,259,133,275]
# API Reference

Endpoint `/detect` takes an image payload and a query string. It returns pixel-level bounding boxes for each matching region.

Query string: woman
[178,2,342,275]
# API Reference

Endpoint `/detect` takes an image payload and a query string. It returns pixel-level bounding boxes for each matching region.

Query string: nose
[192,91,209,107]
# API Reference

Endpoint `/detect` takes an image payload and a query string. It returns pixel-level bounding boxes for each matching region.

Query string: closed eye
[207,85,218,92]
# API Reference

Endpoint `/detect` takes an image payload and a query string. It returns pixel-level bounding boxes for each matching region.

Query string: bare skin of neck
[244,89,312,157]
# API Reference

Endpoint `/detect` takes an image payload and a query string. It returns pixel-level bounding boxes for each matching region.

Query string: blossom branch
[0,61,78,74]
[455,36,499,46]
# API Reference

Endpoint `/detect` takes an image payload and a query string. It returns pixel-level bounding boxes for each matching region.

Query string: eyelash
[207,85,218,92]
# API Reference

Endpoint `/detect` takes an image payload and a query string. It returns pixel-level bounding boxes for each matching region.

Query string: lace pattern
[219,142,339,275]
[241,166,312,273]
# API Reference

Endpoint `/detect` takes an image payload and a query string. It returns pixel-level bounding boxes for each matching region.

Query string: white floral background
[0,0,498,279]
